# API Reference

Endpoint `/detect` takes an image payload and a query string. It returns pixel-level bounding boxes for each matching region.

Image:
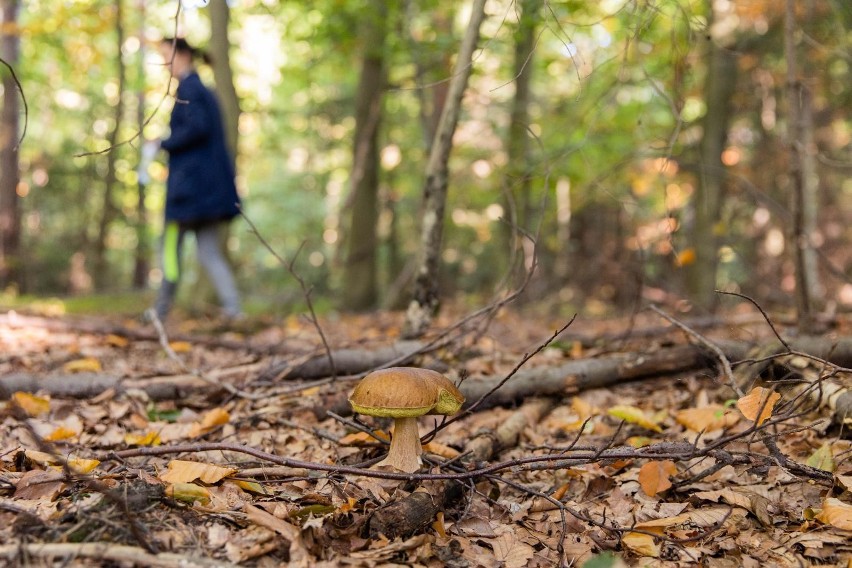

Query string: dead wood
[367,398,555,539]
[259,340,430,380]
[0,542,236,567]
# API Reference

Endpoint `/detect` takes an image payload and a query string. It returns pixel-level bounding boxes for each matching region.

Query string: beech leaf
[159,459,237,484]
[621,532,659,557]
[736,387,780,425]
[11,391,51,417]
[675,405,739,432]
[815,498,852,531]
[805,442,835,472]
[62,357,102,373]
[608,405,663,432]
[638,460,678,496]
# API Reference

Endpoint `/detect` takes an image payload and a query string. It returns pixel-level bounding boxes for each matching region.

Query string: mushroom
[348,367,465,473]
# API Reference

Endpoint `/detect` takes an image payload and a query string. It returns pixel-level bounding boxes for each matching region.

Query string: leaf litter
[0,307,851,567]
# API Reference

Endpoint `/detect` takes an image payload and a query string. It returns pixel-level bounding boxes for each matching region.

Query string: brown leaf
[675,405,739,432]
[736,387,780,425]
[159,459,237,484]
[815,498,852,530]
[638,460,677,497]
[13,470,66,500]
[621,532,659,557]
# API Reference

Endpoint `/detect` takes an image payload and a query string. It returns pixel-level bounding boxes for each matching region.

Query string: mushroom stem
[377,416,423,473]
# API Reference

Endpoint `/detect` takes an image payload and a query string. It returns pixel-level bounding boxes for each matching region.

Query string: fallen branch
[0,543,235,568]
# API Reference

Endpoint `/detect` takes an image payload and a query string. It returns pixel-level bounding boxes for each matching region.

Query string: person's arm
[160,78,214,152]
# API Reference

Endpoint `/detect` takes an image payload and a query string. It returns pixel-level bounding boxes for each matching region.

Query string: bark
[501,0,541,278]
[342,3,387,310]
[686,1,738,311]
[784,0,819,333]
[367,398,555,538]
[403,0,488,338]
[93,0,127,289]
[0,0,21,289]
[208,0,240,166]
[132,0,149,289]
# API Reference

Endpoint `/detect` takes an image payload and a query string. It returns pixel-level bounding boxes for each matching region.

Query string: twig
[146,309,262,400]
[0,57,28,148]
[240,210,337,380]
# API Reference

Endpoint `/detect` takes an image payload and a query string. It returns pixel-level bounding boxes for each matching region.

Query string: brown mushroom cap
[349,367,464,418]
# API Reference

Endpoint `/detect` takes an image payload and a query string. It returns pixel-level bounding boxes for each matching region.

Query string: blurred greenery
[3,0,851,319]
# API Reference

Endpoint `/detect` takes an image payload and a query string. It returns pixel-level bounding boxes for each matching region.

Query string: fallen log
[367,398,555,539]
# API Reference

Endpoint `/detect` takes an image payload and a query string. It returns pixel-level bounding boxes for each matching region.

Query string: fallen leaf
[168,341,192,353]
[63,357,102,373]
[815,498,852,530]
[621,531,659,557]
[24,449,61,466]
[805,442,835,472]
[675,405,739,432]
[422,440,460,459]
[230,479,269,495]
[11,392,51,417]
[66,457,100,474]
[338,430,390,446]
[105,334,129,347]
[13,469,66,500]
[124,431,162,446]
[432,511,447,538]
[44,425,78,442]
[188,407,231,437]
[491,532,535,568]
[627,436,653,448]
[159,459,237,484]
[608,405,663,432]
[736,387,780,426]
[675,247,696,267]
[166,482,211,505]
[638,460,678,497]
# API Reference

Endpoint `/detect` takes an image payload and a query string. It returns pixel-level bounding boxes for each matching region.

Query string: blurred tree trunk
[132,0,149,289]
[409,7,453,153]
[404,0,487,338]
[0,0,21,290]
[209,0,239,167]
[501,0,541,281]
[784,0,819,333]
[93,0,126,290]
[685,2,737,312]
[341,3,387,310]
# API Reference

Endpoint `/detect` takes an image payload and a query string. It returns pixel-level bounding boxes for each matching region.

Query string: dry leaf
[124,431,162,446]
[805,442,835,472]
[62,357,102,373]
[24,449,61,466]
[159,459,237,484]
[422,440,460,459]
[815,498,852,530]
[166,482,211,505]
[432,511,447,538]
[638,460,678,497]
[188,407,231,437]
[13,470,66,500]
[675,405,739,432]
[621,532,659,557]
[44,425,78,442]
[66,457,100,474]
[168,341,192,353]
[105,334,129,347]
[11,391,50,417]
[491,532,535,568]
[608,405,663,432]
[338,430,390,446]
[736,387,780,426]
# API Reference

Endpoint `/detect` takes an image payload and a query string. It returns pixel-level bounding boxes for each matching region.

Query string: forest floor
[0,303,851,567]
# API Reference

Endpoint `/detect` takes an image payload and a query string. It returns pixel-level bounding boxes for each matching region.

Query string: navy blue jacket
[161,72,240,224]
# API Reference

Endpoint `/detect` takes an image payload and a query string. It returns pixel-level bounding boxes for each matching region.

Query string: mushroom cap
[349,367,465,418]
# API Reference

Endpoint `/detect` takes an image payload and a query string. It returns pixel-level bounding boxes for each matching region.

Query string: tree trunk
[404,0,488,338]
[784,0,819,333]
[686,1,737,312]
[132,0,149,290]
[0,0,21,290]
[208,0,240,167]
[501,0,541,280]
[93,0,126,290]
[342,3,387,311]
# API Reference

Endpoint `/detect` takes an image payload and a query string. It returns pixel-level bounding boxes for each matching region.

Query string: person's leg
[153,221,186,321]
[195,221,242,317]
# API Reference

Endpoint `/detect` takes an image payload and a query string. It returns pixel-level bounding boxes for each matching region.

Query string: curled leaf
[608,405,663,433]
[166,482,211,505]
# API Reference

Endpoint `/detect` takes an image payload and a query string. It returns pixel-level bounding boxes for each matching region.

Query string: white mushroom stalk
[378,416,422,473]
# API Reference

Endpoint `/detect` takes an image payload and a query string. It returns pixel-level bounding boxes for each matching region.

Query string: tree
[0,0,21,290]
[132,0,149,289]
[685,0,738,311]
[784,0,820,333]
[404,0,488,337]
[93,0,126,289]
[209,0,239,166]
[341,2,388,311]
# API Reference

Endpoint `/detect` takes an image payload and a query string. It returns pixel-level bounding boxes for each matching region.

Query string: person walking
[150,37,243,322]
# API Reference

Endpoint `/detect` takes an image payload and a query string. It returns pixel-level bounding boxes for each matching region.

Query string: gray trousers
[154,220,242,320]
